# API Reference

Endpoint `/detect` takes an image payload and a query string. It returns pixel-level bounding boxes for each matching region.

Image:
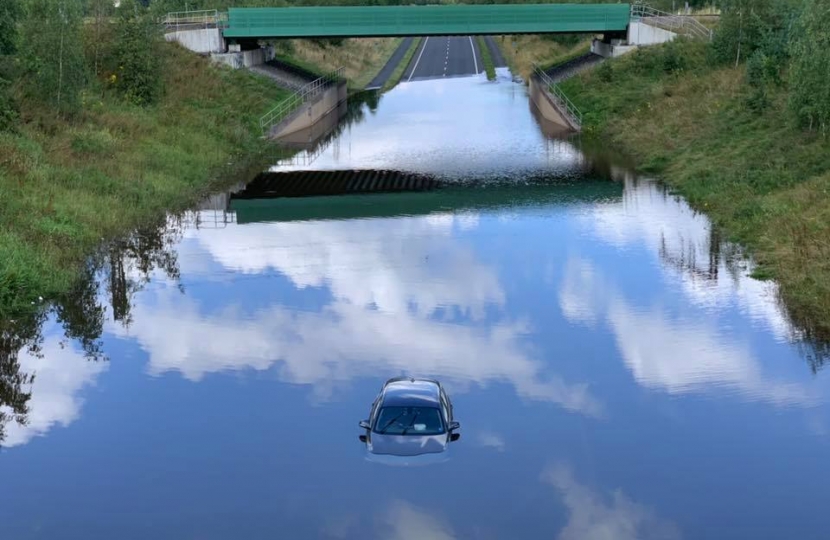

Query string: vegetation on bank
[272,37,403,90]
[0,0,291,320]
[560,0,830,341]
[476,36,496,81]
[497,34,594,80]
[383,37,423,91]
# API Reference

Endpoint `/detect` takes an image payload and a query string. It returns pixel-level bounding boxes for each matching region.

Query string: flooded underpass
[3,68,830,539]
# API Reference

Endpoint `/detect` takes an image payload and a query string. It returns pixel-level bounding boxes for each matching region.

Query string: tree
[114,0,163,106]
[87,0,115,78]
[0,0,21,55]
[711,0,797,67]
[789,0,830,132]
[18,0,87,116]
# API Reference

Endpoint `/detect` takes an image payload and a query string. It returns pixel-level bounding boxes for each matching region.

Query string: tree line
[711,0,830,132]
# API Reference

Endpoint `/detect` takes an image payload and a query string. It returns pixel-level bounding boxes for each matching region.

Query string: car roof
[381,378,441,407]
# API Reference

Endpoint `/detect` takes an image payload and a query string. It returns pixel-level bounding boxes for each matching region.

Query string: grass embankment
[0,43,290,318]
[382,37,423,91]
[559,41,830,340]
[497,34,594,80]
[476,36,496,81]
[273,38,403,89]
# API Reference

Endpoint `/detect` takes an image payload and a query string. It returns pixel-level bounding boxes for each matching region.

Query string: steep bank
[560,41,830,341]
[498,34,593,80]
[0,43,290,318]
[272,38,403,90]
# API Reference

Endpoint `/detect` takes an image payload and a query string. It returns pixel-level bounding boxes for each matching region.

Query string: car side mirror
[450,433,461,442]
[359,420,371,430]
[359,434,367,443]
[449,421,460,431]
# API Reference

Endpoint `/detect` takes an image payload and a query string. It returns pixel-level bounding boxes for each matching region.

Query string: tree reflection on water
[0,218,183,445]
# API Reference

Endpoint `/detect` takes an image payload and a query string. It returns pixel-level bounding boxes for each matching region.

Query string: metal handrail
[533,65,583,131]
[162,10,227,31]
[630,4,713,41]
[259,67,345,136]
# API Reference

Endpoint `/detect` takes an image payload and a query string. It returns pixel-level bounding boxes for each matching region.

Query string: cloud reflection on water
[114,213,603,416]
[543,463,682,540]
[3,335,107,447]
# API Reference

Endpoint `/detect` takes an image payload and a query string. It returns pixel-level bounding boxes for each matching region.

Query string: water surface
[2,69,829,540]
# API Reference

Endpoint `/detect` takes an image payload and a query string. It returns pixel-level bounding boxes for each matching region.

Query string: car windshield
[374,406,444,435]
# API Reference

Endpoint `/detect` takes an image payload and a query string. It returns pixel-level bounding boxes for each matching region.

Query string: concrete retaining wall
[211,47,275,69]
[591,39,637,58]
[627,21,678,45]
[528,77,576,132]
[271,81,348,139]
[164,28,225,54]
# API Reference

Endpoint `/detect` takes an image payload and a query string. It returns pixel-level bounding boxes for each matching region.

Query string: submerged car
[359,377,460,465]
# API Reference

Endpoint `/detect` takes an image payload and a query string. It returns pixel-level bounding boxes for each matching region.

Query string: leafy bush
[114,0,163,106]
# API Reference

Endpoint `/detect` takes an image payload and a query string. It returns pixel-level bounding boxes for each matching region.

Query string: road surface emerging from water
[403,35,484,81]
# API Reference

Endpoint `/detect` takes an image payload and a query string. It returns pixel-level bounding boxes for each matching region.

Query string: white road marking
[407,36,430,82]
[469,36,479,74]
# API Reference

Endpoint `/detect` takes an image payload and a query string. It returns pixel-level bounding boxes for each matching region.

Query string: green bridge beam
[223,4,631,39]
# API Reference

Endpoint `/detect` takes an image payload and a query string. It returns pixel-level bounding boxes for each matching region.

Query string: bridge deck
[223,4,631,39]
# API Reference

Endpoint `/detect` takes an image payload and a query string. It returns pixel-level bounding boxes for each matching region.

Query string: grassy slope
[0,43,290,317]
[275,38,403,89]
[560,41,830,340]
[497,34,594,80]
[476,36,496,81]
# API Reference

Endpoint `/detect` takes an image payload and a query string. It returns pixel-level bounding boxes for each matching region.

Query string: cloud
[543,463,682,540]
[3,336,108,447]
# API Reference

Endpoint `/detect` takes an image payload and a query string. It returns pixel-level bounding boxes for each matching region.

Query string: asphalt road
[402,36,484,82]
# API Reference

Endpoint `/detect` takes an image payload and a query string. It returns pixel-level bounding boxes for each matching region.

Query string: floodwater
[2,68,830,539]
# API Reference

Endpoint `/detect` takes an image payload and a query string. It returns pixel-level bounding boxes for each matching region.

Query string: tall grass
[476,36,496,81]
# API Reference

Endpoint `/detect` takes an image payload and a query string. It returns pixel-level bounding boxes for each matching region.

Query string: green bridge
[222,3,632,39]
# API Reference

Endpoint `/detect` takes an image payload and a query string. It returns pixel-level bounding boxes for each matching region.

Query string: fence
[259,68,345,137]
[630,4,713,41]
[162,10,227,32]
[533,65,583,131]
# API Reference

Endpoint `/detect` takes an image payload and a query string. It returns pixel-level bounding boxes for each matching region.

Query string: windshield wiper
[379,411,408,434]
[401,411,421,435]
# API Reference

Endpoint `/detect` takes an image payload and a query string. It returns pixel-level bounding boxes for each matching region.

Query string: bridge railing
[533,65,583,131]
[162,10,227,32]
[630,4,713,41]
[259,67,345,137]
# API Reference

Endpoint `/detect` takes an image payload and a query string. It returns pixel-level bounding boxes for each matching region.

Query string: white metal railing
[259,67,345,136]
[533,65,583,131]
[162,10,227,32]
[631,4,713,41]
